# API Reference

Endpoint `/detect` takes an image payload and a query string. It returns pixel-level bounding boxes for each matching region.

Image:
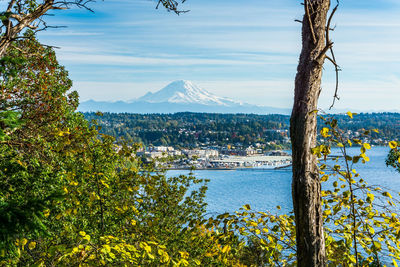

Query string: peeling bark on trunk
[290,0,330,266]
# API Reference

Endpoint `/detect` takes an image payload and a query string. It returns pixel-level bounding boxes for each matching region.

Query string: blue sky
[31,0,400,111]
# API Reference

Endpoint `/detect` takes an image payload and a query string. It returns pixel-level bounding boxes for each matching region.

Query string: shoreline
[168,164,292,171]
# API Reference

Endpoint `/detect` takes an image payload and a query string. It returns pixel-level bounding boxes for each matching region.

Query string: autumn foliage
[1,35,400,266]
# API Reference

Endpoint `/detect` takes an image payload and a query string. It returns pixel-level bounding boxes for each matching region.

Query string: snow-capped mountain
[79,80,291,114]
[137,80,241,106]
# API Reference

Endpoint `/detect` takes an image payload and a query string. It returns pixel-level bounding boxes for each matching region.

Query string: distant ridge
[79,80,291,115]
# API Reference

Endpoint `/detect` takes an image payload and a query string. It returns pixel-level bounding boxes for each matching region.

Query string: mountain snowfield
[137,80,242,106]
[79,80,290,114]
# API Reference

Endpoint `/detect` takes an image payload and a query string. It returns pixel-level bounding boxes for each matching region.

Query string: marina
[208,155,292,169]
[168,155,292,170]
[168,147,397,215]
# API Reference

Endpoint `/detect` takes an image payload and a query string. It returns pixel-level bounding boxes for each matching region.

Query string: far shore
[168,165,292,171]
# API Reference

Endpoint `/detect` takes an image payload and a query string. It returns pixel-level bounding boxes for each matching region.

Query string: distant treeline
[83,112,400,148]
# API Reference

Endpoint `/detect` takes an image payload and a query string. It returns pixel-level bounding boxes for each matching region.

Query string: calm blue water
[168,147,400,215]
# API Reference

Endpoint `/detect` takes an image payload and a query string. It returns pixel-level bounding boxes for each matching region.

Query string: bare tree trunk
[290,0,330,266]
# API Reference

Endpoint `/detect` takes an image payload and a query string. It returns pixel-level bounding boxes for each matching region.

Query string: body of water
[168,146,400,215]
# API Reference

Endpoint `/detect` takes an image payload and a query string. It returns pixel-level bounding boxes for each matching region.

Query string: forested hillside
[84,112,400,148]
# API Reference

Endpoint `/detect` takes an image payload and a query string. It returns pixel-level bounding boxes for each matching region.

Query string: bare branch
[51,6,68,10]
[328,46,341,110]
[325,1,339,48]
[156,0,189,15]
[327,1,341,110]
[0,0,95,57]
[325,55,338,67]
[9,14,23,22]
[316,41,333,63]
[304,0,317,44]
[6,0,16,13]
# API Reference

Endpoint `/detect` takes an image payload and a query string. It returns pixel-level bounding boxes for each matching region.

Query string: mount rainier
[79,80,290,114]
[137,80,241,106]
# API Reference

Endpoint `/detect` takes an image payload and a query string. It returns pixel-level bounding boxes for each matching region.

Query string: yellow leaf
[363,143,371,150]
[383,192,393,199]
[179,251,189,259]
[243,204,251,210]
[320,127,330,138]
[361,153,370,162]
[221,245,231,254]
[324,209,332,216]
[103,244,111,253]
[28,241,36,250]
[100,179,109,188]
[373,241,381,249]
[393,259,398,267]
[249,221,258,227]
[389,141,398,149]
[179,259,189,266]
[347,139,352,146]
[79,231,86,237]
[43,209,50,218]
[321,175,329,182]
[346,111,353,119]
[21,238,28,246]
[367,193,375,203]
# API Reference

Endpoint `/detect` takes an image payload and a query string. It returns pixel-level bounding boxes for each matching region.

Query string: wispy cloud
[40,30,103,36]
[58,53,274,66]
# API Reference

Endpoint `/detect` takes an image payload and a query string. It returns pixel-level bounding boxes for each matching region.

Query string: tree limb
[326,1,340,110]
[0,0,95,58]
[304,0,317,44]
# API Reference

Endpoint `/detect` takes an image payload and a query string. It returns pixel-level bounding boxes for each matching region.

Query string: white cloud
[39,30,103,36]
[73,81,167,102]
[57,51,295,66]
